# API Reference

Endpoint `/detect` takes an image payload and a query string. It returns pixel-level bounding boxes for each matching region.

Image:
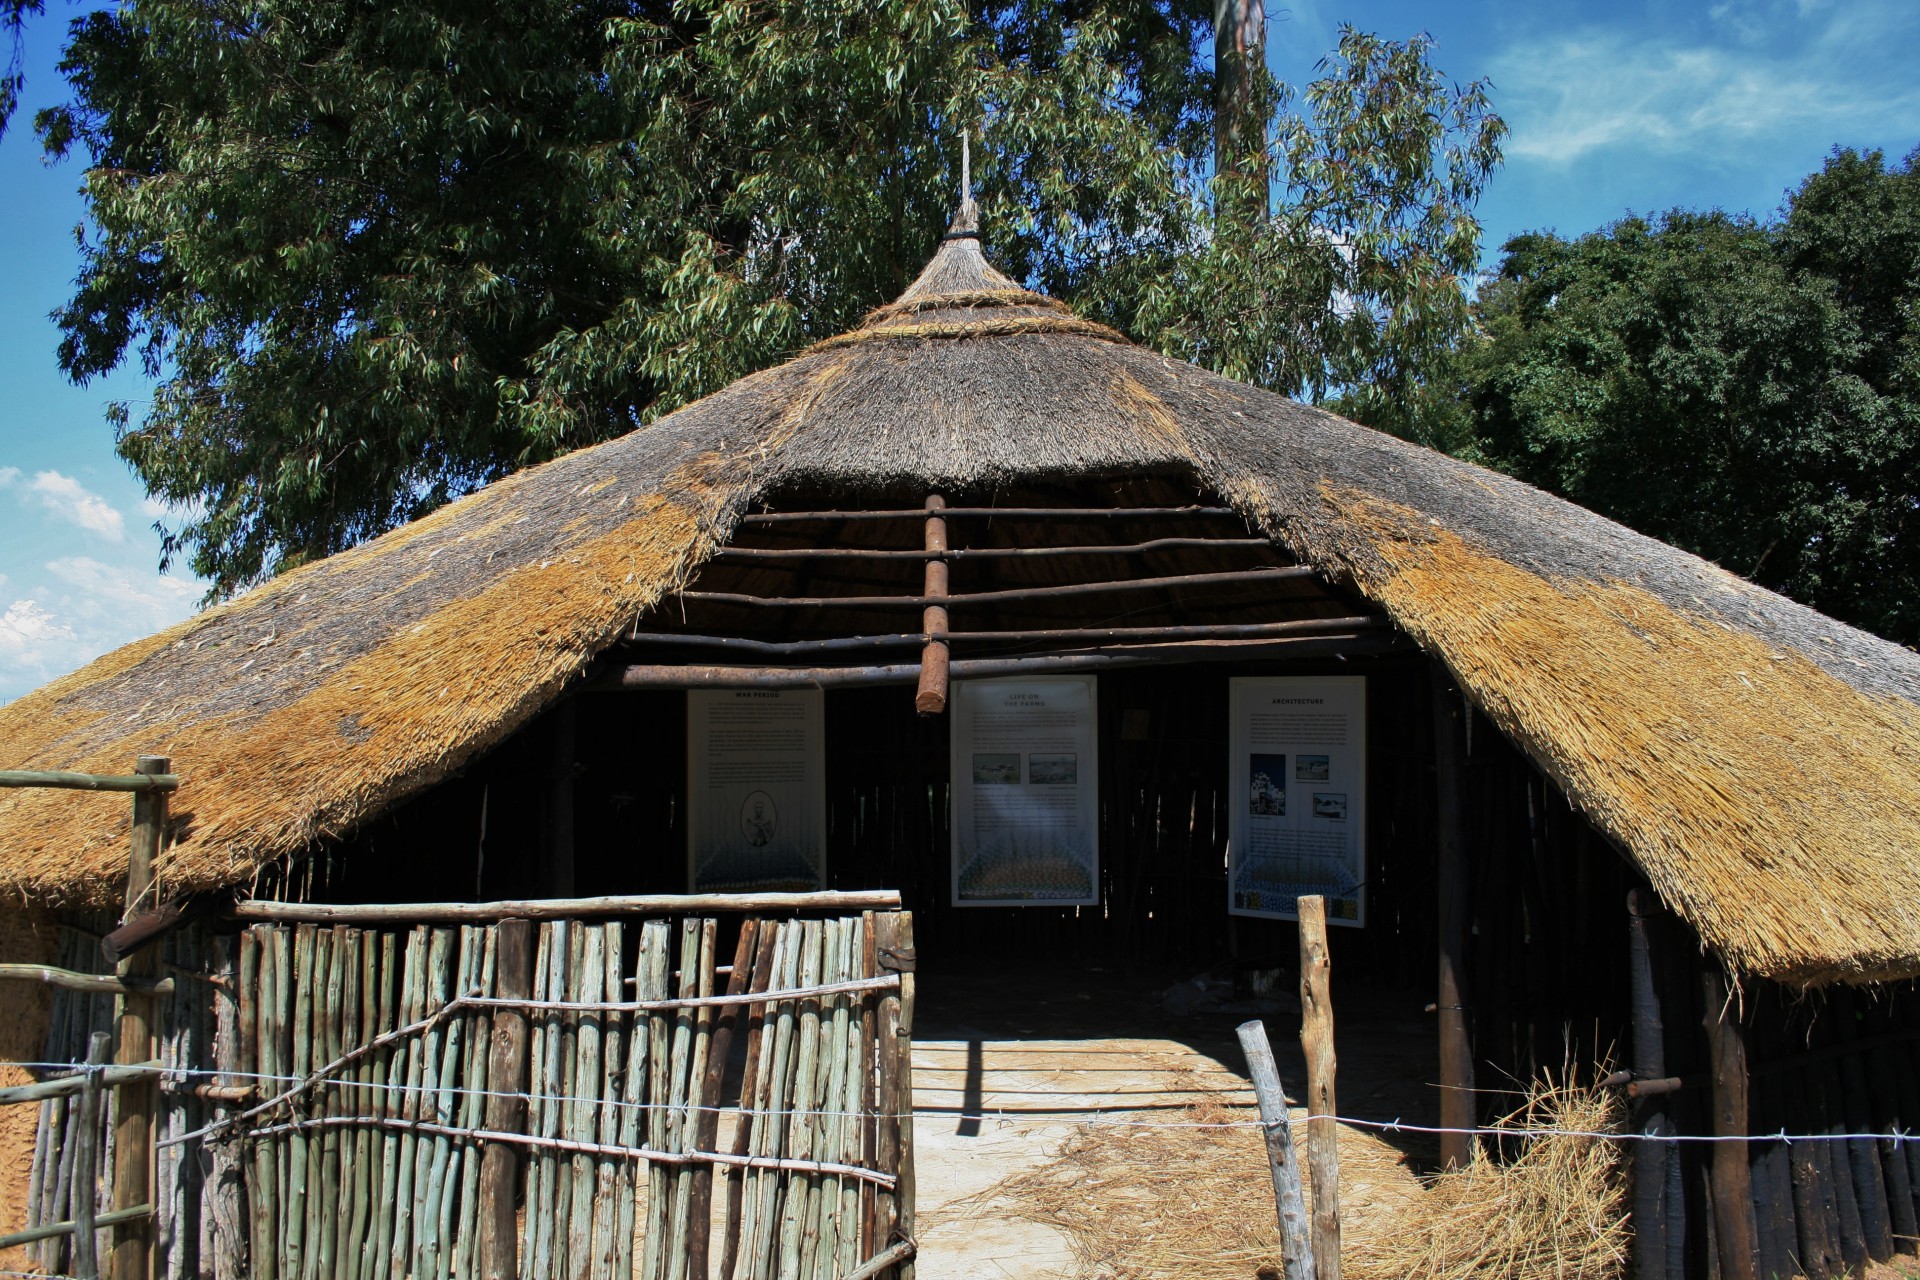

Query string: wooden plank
[228,891,901,925]
[112,754,168,1280]
[1236,1020,1313,1280]
[481,920,535,1280]
[1297,897,1340,1280]
[1701,963,1758,1280]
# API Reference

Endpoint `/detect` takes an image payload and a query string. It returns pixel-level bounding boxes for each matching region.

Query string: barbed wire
[7,1058,1913,1148]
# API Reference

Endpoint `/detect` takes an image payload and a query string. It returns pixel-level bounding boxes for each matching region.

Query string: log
[622,615,1387,658]
[738,504,1237,523]
[74,1031,112,1280]
[101,894,231,964]
[0,1064,166,1105]
[1701,963,1757,1280]
[1297,897,1340,1280]
[0,769,179,792]
[227,890,901,925]
[839,1240,916,1280]
[915,495,950,716]
[0,964,176,996]
[714,536,1271,561]
[600,634,1404,691]
[1236,1020,1313,1280]
[1430,676,1476,1170]
[1626,890,1677,1280]
[113,754,168,1280]
[0,1203,152,1253]
[688,920,758,1280]
[481,920,534,1280]
[676,565,1314,609]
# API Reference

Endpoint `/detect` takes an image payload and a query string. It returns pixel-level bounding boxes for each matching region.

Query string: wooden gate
[218,910,914,1280]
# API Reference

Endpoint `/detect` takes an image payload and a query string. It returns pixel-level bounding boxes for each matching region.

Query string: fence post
[74,1031,112,1280]
[1236,1019,1314,1280]
[1297,896,1341,1280]
[480,918,534,1280]
[112,754,168,1280]
[1701,962,1757,1280]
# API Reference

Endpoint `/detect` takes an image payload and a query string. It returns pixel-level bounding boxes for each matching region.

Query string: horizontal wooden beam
[0,963,175,996]
[624,615,1390,658]
[741,505,1238,523]
[0,1204,151,1250]
[714,537,1275,561]
[0,1064,165,1106]
[596,632,1410,690]
[226,888,903,925]
[677,565,1316,610]
[0,769,179,792]
[101,893,231,964]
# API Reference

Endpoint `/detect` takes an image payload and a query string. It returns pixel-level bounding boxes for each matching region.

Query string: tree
[1450,148,1920,645]
[39,0,1501,596]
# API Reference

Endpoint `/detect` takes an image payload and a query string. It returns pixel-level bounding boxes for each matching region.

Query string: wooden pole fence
[1297,896,1341,1280]
[1237,1019,1313,1280]
[226,889,902,924]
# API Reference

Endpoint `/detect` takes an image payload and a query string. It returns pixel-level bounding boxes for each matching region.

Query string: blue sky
[1,0,1917,702]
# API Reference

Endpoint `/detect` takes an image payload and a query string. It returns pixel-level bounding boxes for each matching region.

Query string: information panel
[951,677,1099,907]
[687,689,826,892]
[1227,676,1366,926]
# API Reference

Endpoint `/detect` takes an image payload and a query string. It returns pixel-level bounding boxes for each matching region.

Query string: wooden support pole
[1702,962,1758,1280]
[547,701,576,896]
[0,769,179,792]
[915,495,950,716]
[113,755,167,1280]
[74,1031,111,1280]
[740,504,1238,523]
[1627,890,1679,1280]
[0,964,174,996]
[1297,897,1340,1280]
[1236,1020,1313,1280]
[479,919,534,1280]
[677,564,1314,610]
[894,913,917,1278]
[1430,673,1476,1170]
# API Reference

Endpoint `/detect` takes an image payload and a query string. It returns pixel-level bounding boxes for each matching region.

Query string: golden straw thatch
[2,204,1918,986]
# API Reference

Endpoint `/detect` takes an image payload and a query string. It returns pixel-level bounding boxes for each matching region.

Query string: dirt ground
[908,965,1439,1280]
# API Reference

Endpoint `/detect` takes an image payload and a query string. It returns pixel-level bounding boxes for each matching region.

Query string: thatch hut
[3,203,1919,1279]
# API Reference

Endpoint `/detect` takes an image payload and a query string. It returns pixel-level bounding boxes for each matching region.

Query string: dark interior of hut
[295,474,1652,1128]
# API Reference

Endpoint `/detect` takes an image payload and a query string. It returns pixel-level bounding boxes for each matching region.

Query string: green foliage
[1451,148,1920,644]
[39,0,1500,596]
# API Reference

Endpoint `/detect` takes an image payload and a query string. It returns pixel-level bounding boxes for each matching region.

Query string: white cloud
[0,467,20,489]
[45,556,198,630]
[1493,9,1920,168]
[26,470,126,540]
[0,599,84,695]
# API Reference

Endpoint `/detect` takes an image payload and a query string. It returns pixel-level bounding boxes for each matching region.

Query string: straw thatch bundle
[2,203,1917,985]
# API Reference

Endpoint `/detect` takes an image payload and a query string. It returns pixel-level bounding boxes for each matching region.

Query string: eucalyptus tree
[35,0,1501,595]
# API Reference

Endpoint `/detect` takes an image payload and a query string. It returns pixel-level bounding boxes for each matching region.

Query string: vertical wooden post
[1627,890,1677,1280]
[209,937,247,1280]
[914,496,950,716]
[689,919,760,1280]
[1702,962,1758,1280]
[75,1031,112,1280]
[1297,896,1341,1280]
[1236,1020,1313,1280]
[548,702,576,896]
[479,919,534,1280]
[1430,672,1476,1169]
[113,754,167,1280]
[891,913,918,1277]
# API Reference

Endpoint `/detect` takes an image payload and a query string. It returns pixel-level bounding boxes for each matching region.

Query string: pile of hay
[991,1076,1627,1280]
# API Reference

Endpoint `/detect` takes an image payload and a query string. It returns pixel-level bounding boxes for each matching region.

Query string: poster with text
[687,689,826,892]
[1228,676,1366,926]
[951,677,1099,906]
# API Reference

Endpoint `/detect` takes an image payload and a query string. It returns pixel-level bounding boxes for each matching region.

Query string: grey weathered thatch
[2,211,1917,987]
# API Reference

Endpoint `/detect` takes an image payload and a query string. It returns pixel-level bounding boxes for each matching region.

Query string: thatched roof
[3,207,1918,987]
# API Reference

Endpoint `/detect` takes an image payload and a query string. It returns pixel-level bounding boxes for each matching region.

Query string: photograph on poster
[952,677,1099,906]
[1228,676,1366,926]
[686,689,826,892]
